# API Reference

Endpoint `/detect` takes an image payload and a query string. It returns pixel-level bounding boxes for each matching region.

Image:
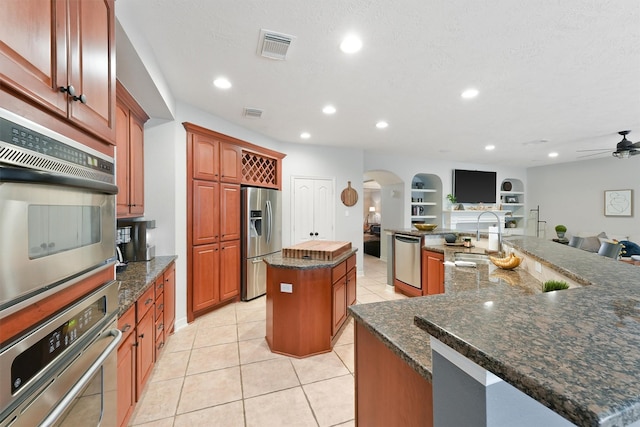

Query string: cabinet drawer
[346,254,356,272]
[332,261,347,284]
[136,286,155,322]
[155,293,164,322]
[118,305,136,341]
[155,317,165,356]
[155,276,165,298]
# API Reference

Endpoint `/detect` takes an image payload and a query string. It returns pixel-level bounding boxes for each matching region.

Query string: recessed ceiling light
[340,35,362,54]
[322,105,336,114]
[485,145,495,151]
[461,88,479,99]
[213,77,231,89]
[548,152,559,158]
[300,132,311,139]
[375,121,388,129]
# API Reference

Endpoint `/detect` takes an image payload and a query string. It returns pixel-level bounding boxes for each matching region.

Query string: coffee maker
[117,219,156,262]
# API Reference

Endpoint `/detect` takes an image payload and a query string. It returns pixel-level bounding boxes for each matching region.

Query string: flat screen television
[452,169,497,203]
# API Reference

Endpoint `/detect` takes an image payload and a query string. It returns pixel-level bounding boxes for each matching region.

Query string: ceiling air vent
[257,29,295,60]
[243,107,263,119]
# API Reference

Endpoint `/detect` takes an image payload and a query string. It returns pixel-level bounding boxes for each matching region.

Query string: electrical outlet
[535,261,542,273]
[280,283,293,293]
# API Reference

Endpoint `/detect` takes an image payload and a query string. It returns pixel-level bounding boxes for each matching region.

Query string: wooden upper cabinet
[0,0,116,144]
[116,82,148,218]
[67,0,116,143]
[220,142,241,183]
[0,0,68,116]
[192,133,220,181]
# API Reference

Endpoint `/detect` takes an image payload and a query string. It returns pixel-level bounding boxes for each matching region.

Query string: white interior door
[292,177,335,244]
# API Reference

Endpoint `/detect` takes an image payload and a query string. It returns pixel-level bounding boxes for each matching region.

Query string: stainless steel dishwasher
[394,234,422,290]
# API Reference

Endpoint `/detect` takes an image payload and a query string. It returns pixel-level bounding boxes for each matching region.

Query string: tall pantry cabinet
[185,123,285,322]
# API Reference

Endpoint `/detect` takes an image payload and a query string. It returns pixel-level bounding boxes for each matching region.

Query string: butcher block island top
[281,240,352,261]
[264,242,357,358]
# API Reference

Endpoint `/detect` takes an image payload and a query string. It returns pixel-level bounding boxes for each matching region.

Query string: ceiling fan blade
[632,141,640,148]
[577,151,608,158]
[576,148,610,153]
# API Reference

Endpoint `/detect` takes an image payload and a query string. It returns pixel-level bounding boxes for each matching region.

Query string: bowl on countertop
[413,223,437,231]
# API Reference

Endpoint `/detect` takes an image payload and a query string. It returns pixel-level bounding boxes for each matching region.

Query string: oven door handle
[40,328,122,427]
[0,166,118,194]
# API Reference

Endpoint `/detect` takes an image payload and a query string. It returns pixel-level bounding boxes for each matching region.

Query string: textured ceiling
[116,0,640,167]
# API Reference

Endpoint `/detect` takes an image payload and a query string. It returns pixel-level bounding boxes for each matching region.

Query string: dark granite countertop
[116,256,177,316]
[350,236,640,426]
[263,249,357,270]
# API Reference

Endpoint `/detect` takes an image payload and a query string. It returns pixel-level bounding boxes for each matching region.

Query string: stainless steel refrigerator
[241,187,282,300]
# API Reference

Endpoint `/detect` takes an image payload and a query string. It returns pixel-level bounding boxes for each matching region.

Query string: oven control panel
[0,116,114,175]
[10,297,106,394]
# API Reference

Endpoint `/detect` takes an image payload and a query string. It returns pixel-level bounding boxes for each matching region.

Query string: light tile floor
[130,254,405,427]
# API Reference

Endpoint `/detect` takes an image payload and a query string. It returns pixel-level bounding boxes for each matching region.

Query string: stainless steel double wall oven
[0,107,120,426]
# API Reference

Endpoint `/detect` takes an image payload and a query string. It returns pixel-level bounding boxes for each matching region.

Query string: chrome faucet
[476,211,502,253]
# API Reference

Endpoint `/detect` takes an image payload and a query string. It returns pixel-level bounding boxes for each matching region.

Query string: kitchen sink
[453,252,491,264]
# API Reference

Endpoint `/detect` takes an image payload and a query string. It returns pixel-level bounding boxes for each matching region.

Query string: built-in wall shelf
[500,179,525,235]
[411,174,442,227]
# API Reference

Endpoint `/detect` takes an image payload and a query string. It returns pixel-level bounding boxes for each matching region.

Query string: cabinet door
[220,183,241,241]
[117,330,135,427]
[117,306,135,427]
[128,114,145,215]
[192,133,219,181]
[136,308,155,401]
[67,0,116,143]
[346,267,357,306]
[425,251,445,295]
[0,0,68,116]
[332,278,347,335]
[192,180,219,245]
[164,264,176,335]
[220,240,240,301]
[192,244,220,312]
[220,142,241,183]
[115,102,131,216]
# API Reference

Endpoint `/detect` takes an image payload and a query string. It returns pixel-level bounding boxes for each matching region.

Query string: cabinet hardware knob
[72,93,87,104]
[121,324,131,333]
[60,85,76,96]
[132,342,139,347]
[158,283,164,290]
[145,298,153,305]
[138,333,144,339]
[158,304,164,311]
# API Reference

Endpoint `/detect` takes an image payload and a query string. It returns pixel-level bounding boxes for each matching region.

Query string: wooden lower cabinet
[117,306,136,427]
[423,250,444,296]
[266,253,356,358]
[355,322,433,427]
[192,241,240,314]
[117,261,176,425]
[136,301,155,401]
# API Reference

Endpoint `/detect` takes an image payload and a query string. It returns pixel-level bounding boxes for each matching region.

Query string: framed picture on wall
[604,189,633,217]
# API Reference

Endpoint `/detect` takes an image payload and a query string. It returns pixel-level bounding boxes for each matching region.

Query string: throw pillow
[581,235,603,252]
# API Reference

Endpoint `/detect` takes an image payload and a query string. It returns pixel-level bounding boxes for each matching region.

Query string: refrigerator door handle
[265,200,272,244]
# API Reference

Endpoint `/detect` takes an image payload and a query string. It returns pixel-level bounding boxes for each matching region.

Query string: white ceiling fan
[577,131,640,159]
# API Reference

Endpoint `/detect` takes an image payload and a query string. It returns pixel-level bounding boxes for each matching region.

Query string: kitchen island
[263,247,357,358]
[350,236,640,426]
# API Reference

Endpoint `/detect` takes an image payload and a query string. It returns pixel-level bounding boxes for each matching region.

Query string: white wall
[143,102,365,329]
[527,157,640,242]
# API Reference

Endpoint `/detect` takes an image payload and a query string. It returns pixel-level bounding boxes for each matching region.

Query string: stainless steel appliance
[394,234,422,289]
[0,107,117,311]
[0,280,121,426]
[241,187,282,300]
[117,218,156,262]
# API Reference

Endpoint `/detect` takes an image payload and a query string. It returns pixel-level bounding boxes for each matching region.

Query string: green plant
[446,193,457,204]
[554,225,567,233]
[542,280,570,292]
